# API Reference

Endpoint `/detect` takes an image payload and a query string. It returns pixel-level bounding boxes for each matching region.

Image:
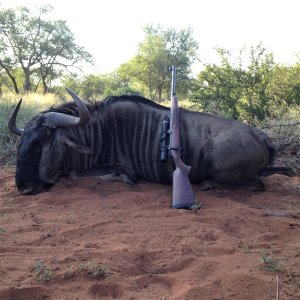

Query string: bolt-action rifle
[161,66,195,209]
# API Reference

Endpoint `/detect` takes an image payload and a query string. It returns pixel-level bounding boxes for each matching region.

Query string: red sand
[0,168,299,300]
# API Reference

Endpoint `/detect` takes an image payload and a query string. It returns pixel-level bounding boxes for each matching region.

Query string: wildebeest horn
[43,88,91,128]
[8,99,24,136]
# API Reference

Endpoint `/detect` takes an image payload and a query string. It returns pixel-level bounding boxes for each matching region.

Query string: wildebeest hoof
[242,179,265,192]
[97,173,136,186]
[120,174,136,186]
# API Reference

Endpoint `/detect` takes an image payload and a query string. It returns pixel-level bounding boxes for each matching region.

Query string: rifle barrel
[170,65,177,96]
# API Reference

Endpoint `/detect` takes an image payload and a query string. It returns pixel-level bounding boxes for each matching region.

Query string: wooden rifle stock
[168,66,195,209]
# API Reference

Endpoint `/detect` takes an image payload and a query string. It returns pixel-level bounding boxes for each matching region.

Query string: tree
[119,24,198,101]
[191,49,244,119]
[192,44,275,123]
[266,61,300,114]
[0,5,93,94]
[61,72,141,101]
[78,74,106,100]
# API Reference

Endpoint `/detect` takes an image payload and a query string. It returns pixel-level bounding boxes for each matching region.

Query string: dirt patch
[0,169,299,299]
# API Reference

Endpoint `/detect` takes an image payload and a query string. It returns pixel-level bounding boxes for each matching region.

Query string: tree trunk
[0,62,19,94]
[23,69,31,92]
[42,76,48,94]
[158,87,163,102]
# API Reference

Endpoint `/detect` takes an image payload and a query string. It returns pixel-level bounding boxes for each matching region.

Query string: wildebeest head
[8,89,92,195]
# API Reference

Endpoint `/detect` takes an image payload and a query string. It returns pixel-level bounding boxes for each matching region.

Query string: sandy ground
[0,168,299,300]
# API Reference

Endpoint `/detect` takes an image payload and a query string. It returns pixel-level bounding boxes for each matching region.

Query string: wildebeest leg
[201,135,269,188]
[97,172,136,186]
[241,178,265,191]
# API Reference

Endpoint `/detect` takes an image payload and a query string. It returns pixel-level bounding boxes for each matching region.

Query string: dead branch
[262,122,300,129]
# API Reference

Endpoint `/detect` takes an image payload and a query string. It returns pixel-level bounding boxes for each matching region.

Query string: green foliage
[266,63,300,113]
[0,5,93,94]
[0,68,24,95]
[261,254,283,272]
[81,73,141,100]
[192,44,276,123]
[192,44,300,124]
[190,199,202,214]
[79,262,90,271]
[61,72,142,101]
[34,261,45,273]
[33,260,54,283]
[38,269,53,283]
[118,24,198,101]
[78,261,110,279]
[89,264,109,279]
[78,74,106,100]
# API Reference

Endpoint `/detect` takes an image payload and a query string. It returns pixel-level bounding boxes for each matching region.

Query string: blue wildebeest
[8,89,289,195]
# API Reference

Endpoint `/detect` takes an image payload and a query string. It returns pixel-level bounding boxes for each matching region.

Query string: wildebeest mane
[43,95,169,117]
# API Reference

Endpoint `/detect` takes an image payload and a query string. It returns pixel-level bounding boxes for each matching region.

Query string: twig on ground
[262,122,300,129]
[264,204,293,217]
[265,279,272,299]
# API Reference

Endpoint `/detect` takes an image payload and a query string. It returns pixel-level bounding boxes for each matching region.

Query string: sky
[1,0,300,75]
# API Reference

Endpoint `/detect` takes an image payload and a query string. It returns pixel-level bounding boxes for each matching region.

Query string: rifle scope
[160,120,169,162]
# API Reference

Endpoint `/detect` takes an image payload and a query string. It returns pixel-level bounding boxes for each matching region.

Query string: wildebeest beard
[15,118,52,195]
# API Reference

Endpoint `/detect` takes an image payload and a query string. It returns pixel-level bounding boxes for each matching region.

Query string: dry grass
[2,92,59,108]
[160,98,200,110]
[0,93,59,166]
[260,111,300,175]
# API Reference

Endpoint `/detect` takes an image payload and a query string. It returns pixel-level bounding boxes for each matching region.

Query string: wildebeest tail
[256,129,294,176]
[253,127,275,165]
[265,140,275,166]
[259,166,294,177]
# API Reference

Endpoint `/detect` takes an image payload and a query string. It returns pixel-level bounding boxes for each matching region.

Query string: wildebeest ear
[61,136,94,154]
